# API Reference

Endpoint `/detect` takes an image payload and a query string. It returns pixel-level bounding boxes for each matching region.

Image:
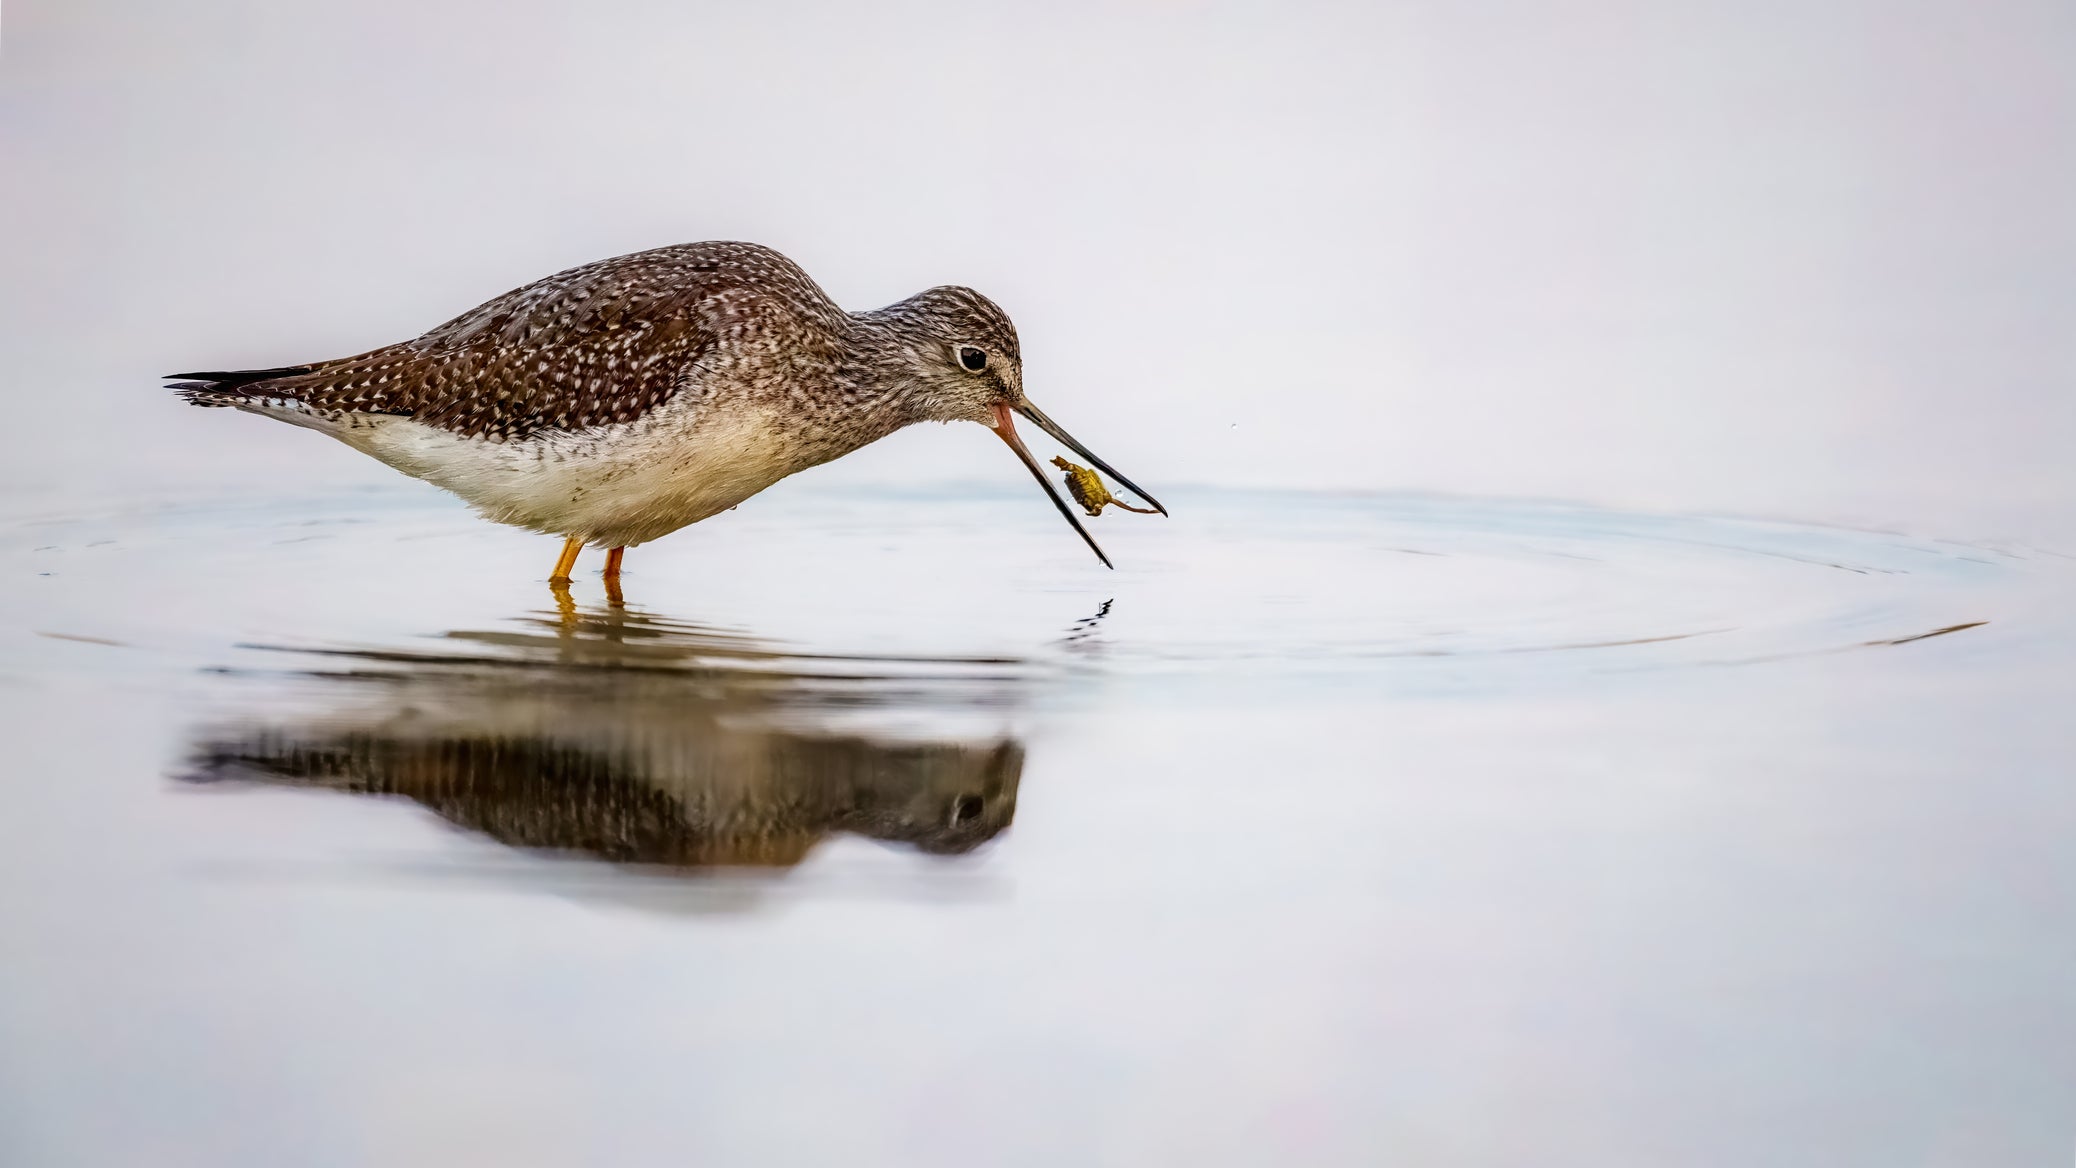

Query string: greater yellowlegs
[169,241,1164,583]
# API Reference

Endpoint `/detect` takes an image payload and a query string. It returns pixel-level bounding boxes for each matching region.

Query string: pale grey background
[3,0,2071,540]
[7,6,2076,1165]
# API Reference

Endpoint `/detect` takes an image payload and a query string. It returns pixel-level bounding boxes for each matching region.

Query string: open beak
[989,401,1166,569]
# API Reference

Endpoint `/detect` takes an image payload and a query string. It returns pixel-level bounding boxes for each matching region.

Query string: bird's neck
[834,315,936,426]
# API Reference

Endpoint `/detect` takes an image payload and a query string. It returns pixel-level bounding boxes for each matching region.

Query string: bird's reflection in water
[183,599,1027,875]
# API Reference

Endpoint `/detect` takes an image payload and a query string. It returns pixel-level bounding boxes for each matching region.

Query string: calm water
[3,483,2073,1166]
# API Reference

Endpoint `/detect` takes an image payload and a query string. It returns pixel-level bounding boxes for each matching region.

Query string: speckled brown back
[172,241,852,442]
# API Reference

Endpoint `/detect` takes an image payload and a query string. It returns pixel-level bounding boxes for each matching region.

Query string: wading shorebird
[169,241,1163,584]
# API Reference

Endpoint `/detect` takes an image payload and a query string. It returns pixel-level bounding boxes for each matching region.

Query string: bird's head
[872,285,1166,568]
[880,284,1026,424]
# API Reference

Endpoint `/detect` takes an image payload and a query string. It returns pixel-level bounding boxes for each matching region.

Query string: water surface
[3,484,2072,1166]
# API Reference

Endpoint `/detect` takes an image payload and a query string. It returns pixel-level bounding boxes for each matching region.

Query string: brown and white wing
[170,242,841,441]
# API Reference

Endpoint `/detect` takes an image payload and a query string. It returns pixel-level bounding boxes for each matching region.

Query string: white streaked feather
[240,394,803,547]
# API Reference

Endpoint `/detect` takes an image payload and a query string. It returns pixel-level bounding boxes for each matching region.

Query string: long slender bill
[1015,401,1167,516]
[990,402,1114,569]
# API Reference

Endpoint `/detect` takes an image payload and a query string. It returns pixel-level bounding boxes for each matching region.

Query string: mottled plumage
[171,240,1161,575]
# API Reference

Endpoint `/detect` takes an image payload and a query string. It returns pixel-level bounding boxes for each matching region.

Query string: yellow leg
[548,537,582,584]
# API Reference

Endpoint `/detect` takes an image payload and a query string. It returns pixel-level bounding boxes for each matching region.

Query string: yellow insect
[1052,457,1161,518]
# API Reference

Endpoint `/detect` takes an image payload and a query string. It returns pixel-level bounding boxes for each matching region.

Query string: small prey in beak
[989,401,1165,569]
[1052,457,1162,517]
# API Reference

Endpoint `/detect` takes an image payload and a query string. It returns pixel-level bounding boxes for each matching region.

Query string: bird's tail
[165,365,316,407]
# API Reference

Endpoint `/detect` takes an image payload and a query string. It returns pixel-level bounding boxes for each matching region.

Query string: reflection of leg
[550,580,577,626]
[549,537,582,585]
[603,546,626,607]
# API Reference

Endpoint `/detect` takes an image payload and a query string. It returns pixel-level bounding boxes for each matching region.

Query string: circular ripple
[1082,491,2037,677]
[4,486,2057,695]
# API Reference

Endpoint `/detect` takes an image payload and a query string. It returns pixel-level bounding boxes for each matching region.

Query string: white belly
[306,396,806,547]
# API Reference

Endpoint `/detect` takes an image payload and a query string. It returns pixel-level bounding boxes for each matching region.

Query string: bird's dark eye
[958,346,988,372]
[952,794,985,824]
